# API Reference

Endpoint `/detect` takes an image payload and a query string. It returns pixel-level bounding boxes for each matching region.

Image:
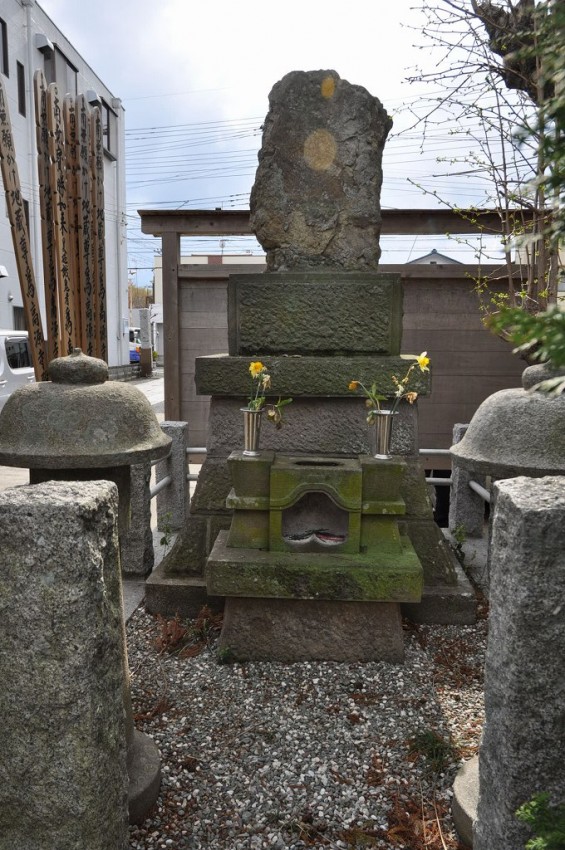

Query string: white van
[0,330,35,412]
[129,327,141,364]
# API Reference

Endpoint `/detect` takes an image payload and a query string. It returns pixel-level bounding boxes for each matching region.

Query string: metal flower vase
[241,408,263,456]
[369,410,397,459]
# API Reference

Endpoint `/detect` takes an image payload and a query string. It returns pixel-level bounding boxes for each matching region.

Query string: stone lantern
[0,348,172,823]
[450,363,565,479]
[449,361,565,846]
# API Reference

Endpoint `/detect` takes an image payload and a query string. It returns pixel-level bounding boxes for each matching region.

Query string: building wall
[175,264,525,456]
[0,0,128,365]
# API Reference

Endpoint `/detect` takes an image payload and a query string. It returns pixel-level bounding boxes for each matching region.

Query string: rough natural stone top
[250,70,392,272]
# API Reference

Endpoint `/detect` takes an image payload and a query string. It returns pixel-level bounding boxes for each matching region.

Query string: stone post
[474,476,565,850]
[0,480,129,850]
[156,420,189,532]
[449,423,487,537]
[121,461,154,576]
[139,306,152,377]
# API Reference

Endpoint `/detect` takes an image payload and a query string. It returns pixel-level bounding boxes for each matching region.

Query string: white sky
[37,0,508,285]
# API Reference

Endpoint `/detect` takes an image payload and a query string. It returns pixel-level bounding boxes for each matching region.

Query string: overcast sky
[36,0,503,285]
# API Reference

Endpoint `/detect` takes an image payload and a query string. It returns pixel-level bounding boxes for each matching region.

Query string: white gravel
[127,606,486,849]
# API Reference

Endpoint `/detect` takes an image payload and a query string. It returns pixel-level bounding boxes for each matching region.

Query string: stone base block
[146,554,475,624]
[145,562,224,618]
[452,755,479,848]
[206,531,423,602]
[128,730,162,825]
[219,596,405,662]
[401,560,476,625]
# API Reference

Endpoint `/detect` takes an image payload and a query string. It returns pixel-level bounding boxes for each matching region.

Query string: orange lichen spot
[321,75,336,98]
[303,129,337,171]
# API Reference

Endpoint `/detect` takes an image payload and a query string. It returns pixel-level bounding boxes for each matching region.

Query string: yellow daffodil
[416,351,430,372]
[349,351,430,414]
[246,361,292,427]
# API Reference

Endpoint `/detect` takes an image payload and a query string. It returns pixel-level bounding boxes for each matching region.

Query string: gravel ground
[127,601,487,850]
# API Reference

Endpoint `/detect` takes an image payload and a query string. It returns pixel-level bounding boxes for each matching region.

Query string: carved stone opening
[281,491,348,551]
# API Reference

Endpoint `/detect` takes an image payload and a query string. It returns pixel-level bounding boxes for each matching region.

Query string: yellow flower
[348,380,360,391]
[405,391,418,404]
[416,352,430,372]
[262,374,272,390]
[249,361,265,379]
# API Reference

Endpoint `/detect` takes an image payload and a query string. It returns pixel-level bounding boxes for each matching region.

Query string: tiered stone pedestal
[146,273,475,626]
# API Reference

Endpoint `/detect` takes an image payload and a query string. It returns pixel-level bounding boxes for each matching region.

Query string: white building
[0,0,129,367]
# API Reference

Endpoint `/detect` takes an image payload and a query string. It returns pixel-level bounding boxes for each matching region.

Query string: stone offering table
[207,451,423,662]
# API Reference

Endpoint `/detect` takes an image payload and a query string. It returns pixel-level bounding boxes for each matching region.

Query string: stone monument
[146,70,474,637]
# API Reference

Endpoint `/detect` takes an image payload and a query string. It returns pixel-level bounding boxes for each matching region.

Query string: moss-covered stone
[226,490,270,511]
[228,451,275,498]
[227,511,270,549]
[360,515,402,552]
[207,531,423,602]
[360,456,405,503]
[270,455,362,510]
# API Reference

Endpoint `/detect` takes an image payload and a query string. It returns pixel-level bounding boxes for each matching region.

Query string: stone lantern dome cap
[450,364,565,479]
[0,349,171,468]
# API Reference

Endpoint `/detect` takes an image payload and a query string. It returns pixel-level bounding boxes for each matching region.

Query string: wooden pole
[76,94,94,356]
[33,70,60,362]
[63,93,81,349]
[0,77,47,379]
[90,108,107,361]
[47,82,75,356]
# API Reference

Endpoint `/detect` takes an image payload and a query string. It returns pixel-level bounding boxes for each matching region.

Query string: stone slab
[452,755,479,848]
[145,565,223,618]
[196,353,431,398]
[227,273,402,355]
[204,397,419,458]
[401,559,476,625]
[400,518,459,586]
[219,596,405,663]
[205,530,423,602]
